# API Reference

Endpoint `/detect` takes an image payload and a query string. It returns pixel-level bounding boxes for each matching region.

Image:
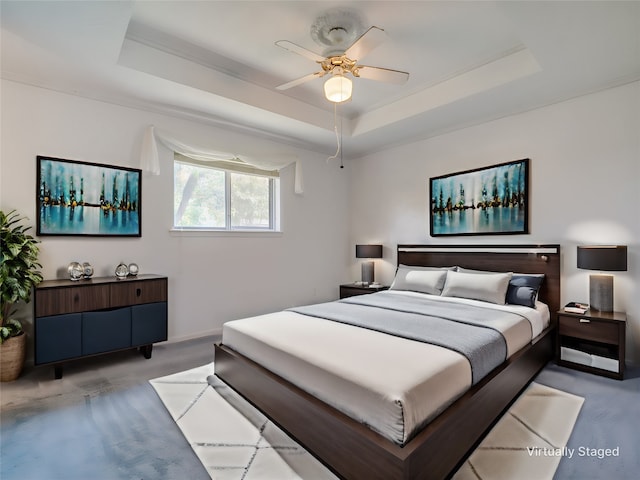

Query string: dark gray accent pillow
[506,274,545,308]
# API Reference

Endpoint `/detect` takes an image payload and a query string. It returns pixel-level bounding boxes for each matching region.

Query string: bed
[214,244,561,479]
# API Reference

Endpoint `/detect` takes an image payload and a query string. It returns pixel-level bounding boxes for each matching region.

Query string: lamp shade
[324,74,352,103]
[577,246,627,271]
[356,244,383,259]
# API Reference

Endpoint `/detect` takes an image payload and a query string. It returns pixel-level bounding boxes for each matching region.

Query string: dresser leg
[54,365,63,379]
[140,344,153,359]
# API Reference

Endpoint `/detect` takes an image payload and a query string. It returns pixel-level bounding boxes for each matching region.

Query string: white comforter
[221,291,549,445]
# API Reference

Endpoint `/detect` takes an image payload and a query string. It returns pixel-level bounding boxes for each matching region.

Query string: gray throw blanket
[288,291,528,384]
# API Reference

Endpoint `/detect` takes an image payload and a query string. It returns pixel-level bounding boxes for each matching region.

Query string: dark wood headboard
[397,244,561,324]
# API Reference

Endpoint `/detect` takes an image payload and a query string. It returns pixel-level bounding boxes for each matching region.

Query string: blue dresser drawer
[82,308,131,355]
[35,313,82,364]
[131,302,168,346]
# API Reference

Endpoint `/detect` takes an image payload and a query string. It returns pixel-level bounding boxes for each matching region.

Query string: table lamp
[577,245,627,312]
[356,244,383,285]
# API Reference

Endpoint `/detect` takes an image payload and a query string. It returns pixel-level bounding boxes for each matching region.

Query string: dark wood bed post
[215,244,561,480]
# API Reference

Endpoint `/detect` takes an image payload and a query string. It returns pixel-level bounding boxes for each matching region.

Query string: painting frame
[429,158,529,237]
[36,156,142,237]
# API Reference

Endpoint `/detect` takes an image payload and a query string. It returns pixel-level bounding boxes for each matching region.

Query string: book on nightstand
[563,302,589,314]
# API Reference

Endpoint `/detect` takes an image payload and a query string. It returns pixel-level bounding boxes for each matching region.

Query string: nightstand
[340,283,389,299]
[556,309,626,380]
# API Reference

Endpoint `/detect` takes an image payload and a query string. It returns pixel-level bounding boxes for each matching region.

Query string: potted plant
[1,209,43,381]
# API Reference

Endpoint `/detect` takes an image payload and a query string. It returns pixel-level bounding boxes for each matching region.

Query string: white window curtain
[174,153,280,178]
[140,125,303,194]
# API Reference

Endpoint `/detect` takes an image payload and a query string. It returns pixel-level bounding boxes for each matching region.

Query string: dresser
[34,274,168,379]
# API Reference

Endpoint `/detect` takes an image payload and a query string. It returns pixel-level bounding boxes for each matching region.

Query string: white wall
[0,80,350,363]
[348,81,640,363]
[3,79,638,365]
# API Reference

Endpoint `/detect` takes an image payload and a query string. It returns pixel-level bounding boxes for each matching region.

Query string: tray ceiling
[2,1,639,158]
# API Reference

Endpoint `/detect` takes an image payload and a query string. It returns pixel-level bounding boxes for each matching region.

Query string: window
[173,153,279,231]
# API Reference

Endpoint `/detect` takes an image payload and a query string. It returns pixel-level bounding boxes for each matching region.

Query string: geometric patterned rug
[452,382,584,480]
[150,363,336,480]
[150,363,583,480]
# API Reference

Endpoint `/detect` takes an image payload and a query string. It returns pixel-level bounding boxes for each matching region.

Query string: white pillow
[441,270,513,305]
[390,265,449,295]
[456,267,544,306]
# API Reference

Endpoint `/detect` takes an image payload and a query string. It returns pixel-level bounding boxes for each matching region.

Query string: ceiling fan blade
[275,40,325,63]
[356,65,410,84]
[276,71,325,90]
[344,26,387,61]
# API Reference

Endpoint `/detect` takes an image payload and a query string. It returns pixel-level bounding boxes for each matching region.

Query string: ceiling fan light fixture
[324,74,352,103]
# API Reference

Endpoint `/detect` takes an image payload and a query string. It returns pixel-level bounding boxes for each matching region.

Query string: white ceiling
[2,1,639,158]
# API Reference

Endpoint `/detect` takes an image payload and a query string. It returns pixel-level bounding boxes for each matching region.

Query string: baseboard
[165,328,222,345]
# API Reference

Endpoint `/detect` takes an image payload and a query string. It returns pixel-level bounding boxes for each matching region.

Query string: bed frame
[214,244,561,480]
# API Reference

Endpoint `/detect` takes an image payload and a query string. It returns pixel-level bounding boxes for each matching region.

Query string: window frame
[172,154,280,233]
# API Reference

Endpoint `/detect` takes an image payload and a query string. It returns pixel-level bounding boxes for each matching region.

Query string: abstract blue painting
[430,159,529,236]
[37,156,141,236]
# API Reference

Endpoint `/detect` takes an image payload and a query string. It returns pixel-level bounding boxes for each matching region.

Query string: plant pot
[0,332,26,382]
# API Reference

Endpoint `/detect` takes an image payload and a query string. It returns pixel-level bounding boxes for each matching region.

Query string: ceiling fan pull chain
[340,113,344,169]
[326,102,342,164]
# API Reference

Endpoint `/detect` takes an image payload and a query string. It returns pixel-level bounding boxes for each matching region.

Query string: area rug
[150,363,584,480]
[452,381,584,480]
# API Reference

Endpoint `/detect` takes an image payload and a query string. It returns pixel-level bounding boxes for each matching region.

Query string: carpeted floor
[1,336,639,480]
[1,337,216,480]
[535,363,640,480]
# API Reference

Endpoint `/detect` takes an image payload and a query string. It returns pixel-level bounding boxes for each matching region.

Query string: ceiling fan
[275,14,409,103]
